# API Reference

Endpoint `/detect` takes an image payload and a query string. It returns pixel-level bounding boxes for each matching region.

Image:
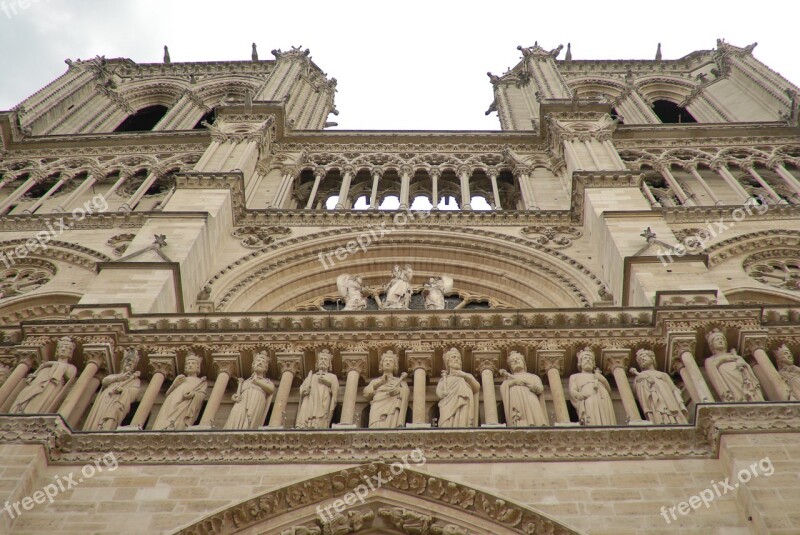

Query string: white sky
[1,0,798,131]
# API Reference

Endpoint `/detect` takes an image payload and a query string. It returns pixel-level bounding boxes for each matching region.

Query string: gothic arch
[0,292,79,327]
[635,76,696,104]
[706,230,800,268]
[206,226,603,312]
[176,463,582,535]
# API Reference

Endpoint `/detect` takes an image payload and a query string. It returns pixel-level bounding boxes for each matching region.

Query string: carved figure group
[83,348,141,431]
[11,337,77,414]
[436,348,480,427]
[363,350,409,428]
[704,329,764,402]
[152,352,208,430]
[630,349,688,424]
[382,264,413,310]
[296,349,339,429]
[337,274,369,311]
[224,351,275,430]
[499,351,548,426]
[568,347,616,425]
[774,344,800,400]
[423,276,453,310]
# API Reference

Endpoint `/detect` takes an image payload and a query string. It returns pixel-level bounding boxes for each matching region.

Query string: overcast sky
[1,0,798,130]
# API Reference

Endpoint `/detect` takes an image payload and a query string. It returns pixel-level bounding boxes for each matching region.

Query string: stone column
[667,333,714,404]
[513,166,538,210]
[126,355,176,430]
[267,352,303,428]
[473,350,502,427]
[26,175,68,214]
[430,168,440,210]
[334,352,368,428]
[305,167,326,209]
[457,166,472,210]
[399,165,413,210]
[196,353,240,428]
[686,164,722,205]
[742,162,782,203]
[0,174,39,214]
[0,348,41,410]
[656,162,695,206]
[407,351,433,427]
[739,332,789,401]
[121,170,162,212]
[771,161,800,198]
[272,166,298,209]
[59,342,112,422]
[537,350,571,424]
[711,161,750,203]
[488,169,502,209]
[335,165,354,210]
[369,168,383,209]
[602,348,644,423]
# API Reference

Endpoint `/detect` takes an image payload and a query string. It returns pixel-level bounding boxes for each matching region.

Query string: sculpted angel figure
[383,264,413,309]
[499,351,548,427]
[337,274,369,311]
[423,276,453,310]
[83,347,141,431]
[629,349,688,424]
[774,344,800,400]
[224,351,275,429]
[295,349,339,429]
[568,347,616,425]
[363,350,409,428]
[11,336,77,414]
[704,328,764,402]
[436,348,480,427]
[152,352,208,430]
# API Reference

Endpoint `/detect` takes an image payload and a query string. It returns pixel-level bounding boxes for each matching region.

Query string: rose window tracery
[0,260,56,300]
[745,255,800,291]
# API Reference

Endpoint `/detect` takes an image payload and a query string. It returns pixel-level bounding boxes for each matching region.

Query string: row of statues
[337,265,454,311]
[4,330,799,430]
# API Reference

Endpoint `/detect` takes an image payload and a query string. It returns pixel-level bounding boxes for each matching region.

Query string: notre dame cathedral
[0,39,798,534]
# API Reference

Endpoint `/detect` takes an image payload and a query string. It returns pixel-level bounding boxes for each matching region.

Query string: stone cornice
[2,403,797,464]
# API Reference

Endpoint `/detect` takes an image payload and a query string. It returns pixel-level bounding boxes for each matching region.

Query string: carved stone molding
[340,351,368,381]
[536,349,566,376]
[737,330,769,357]
[407,352,434,374]
[81,342,113,372]
[601,348,631,374]
[211,353,241,378]
[276,353,303,380]
[472,350,500,376]
[667,332,697,373]
[148,354,177,380]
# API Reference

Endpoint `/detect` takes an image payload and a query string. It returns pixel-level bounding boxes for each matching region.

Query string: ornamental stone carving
[232,226,291,248]
[382,264,414,310]
[296,349,339,429]
[83,347,141,431]
[630,349,688,424]
[152,352,208,430]
[423,275,453,310]
[499,350,548,426]
[224,350,275,429]
[704,329,764,402]
[11,336,77,414]
[568,347,616,425]
[336,274,369,311]
[437,348,480,427]
[363,350,409,428]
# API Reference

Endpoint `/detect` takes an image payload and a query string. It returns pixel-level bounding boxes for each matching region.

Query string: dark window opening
[24,174,60,199]
[193,108,217,129]
[114,105,169,132]
[652,100,696,124]
[610,108,624,124]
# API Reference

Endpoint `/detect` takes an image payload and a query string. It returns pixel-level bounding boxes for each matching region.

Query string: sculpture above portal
[381,264,414,310]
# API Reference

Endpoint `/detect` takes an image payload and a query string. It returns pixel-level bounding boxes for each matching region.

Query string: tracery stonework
[1,39,800,535]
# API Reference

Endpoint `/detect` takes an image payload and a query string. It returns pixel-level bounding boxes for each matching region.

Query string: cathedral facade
[0,40,799,534]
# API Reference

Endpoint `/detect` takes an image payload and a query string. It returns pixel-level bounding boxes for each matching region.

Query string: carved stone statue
[568,347,616,425]
[337,274,369,311]
[774,344,800,400]
[704,329,764,402]
[382,264,413,310]
[629,349,688,424]
[423,276,453,310]
[363,350,409,428]
[295,349,339,429]
[11,337,77,414]
[224,351,275,429]
[83,347,141,431]
[499,351,548,427]
[436,348,480,427]
[152,352,208,430]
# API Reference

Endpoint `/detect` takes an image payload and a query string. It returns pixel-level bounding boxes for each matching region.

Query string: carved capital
[428,167,441,179]
[512,166,530,179]
[342,165,355,176]
[738,330,768,357]
[399,164,413,177]
[82,343,113,372]
[13,346,43,369]
[407,351,433,374]
[211,353,241,379]
[371,167,384,179]
[276,352,303,380]
[667,332,697,373]
[456,164,471,177]
[313,167,327,179]
[148,355,177,380]
[536,349,565,376]
[472,350,500,376]
[486,167,500,179]
[340,351,368,380]
[601,348,631,374]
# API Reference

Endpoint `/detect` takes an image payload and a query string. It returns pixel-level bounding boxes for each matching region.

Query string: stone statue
[224,351,275,429]
[382,264,413,310]
[337,274,369,311]
[83,347,141,431]
[251,43,259,61]
[568,347,616,425]
[295,349,339,429]
[436,348,480,427]
[704,329,764,402]
[163,45,171,64]
[774,344,800,400]
[423,276,453,310]
[363,350,409,428]
[629,349,688,424]
[11,337,77,414]
[499,351,548,427]
[152,352,208,430]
